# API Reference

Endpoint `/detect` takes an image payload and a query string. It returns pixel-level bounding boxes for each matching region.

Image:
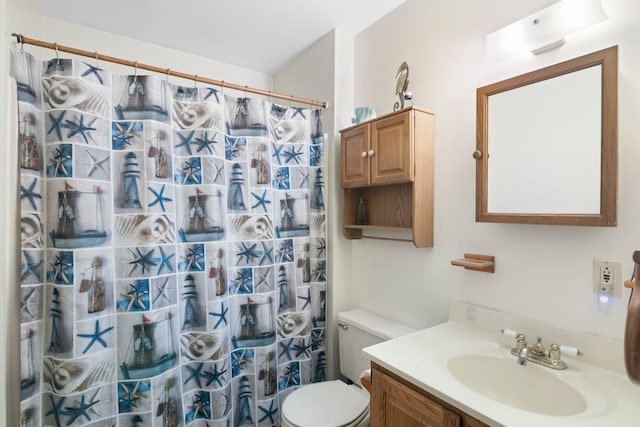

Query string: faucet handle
[515,333,527,350]
[501,328,519,339]
[549,343,583,361]
[559,345,583,358]
[549,343,562,361]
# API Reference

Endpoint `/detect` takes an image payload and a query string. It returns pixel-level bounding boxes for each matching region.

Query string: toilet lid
[282,381,369,427]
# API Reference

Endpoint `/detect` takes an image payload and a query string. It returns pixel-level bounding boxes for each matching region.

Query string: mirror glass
[476,46,617,226]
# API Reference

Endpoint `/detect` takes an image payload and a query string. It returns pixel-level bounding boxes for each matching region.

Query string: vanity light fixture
[486,0,607,59]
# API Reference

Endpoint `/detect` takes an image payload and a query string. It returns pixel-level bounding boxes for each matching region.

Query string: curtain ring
[267,90,272,103]
[94,51,99,68]
[166,68,171,83]
[193,74,198,89]
[19,34,24,52]
[290,95,294,107]
[244,85,248,99]
[220,80,225,97]
[54,42,60,63]
[133,61,138,77]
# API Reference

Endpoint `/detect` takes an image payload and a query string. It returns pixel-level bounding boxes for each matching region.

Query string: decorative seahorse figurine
[624,250,640,384]
[394,61,410,111]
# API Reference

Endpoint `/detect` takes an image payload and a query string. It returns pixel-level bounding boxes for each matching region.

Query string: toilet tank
[337,309,417,385]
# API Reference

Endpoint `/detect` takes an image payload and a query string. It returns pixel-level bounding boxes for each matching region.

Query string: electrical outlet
[593,259,622,297]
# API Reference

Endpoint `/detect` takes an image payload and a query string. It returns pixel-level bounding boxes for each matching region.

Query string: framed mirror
[476,46,617,226]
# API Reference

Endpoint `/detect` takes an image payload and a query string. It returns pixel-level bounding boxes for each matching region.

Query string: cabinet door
[340,124,371,188]
[371,110,413,185]
[341,124,371,188]
[371,368,461,427]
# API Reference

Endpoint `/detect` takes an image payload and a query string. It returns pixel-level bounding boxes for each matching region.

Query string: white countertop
[362,302,640,427]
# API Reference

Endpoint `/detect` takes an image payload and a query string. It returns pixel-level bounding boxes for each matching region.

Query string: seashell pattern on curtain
[14,49,327,427]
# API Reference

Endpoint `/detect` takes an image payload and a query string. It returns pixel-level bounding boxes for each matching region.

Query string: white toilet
[281,309,417,427]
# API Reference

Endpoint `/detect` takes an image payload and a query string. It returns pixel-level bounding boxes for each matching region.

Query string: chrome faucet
[516,346,529,366]
[504,332,583,370]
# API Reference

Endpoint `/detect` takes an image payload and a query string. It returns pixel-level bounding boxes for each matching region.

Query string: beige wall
[350,0,640,337]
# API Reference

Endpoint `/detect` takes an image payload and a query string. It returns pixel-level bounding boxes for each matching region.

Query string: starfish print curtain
[14,49,327,427]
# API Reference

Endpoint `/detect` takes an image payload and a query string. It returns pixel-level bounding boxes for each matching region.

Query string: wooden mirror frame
[476,46,618,226]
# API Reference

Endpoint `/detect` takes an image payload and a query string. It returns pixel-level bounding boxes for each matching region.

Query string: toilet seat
[281,380,370,427]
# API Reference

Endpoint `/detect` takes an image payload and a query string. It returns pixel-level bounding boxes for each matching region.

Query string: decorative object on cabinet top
[352,107,377,124]
[394,61,412,111]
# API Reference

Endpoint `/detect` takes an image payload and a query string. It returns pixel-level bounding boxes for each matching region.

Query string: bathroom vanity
[364,301,640,426]
[371,362,488,426]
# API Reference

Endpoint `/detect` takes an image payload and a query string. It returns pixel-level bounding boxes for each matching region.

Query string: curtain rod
[11,33,327,109]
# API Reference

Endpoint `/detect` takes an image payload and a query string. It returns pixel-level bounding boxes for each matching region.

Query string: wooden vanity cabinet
[370,363,490,427]
[340,107,434,247]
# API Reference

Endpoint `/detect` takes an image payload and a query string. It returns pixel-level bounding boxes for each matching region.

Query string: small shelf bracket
[451,253,495,273]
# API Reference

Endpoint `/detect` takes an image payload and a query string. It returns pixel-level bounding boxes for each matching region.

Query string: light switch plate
[593,258,622,297]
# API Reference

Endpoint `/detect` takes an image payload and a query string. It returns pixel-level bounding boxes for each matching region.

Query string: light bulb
[599,293,609,304]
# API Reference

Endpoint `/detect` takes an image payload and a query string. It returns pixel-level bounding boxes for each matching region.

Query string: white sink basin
[447,354,587,416]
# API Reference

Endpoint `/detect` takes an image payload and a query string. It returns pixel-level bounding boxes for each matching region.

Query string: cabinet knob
[368,150,375,157]
[472,150,483,160]
[361,151,368,158]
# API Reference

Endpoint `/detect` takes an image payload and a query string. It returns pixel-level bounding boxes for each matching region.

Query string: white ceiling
[37,0,406,74]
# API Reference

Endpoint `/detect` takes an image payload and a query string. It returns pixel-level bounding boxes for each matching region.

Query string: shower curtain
[14,49,326,427]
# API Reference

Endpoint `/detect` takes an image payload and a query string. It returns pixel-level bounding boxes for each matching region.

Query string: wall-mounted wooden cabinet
[371,363,490,427]
[340,107,434,247]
